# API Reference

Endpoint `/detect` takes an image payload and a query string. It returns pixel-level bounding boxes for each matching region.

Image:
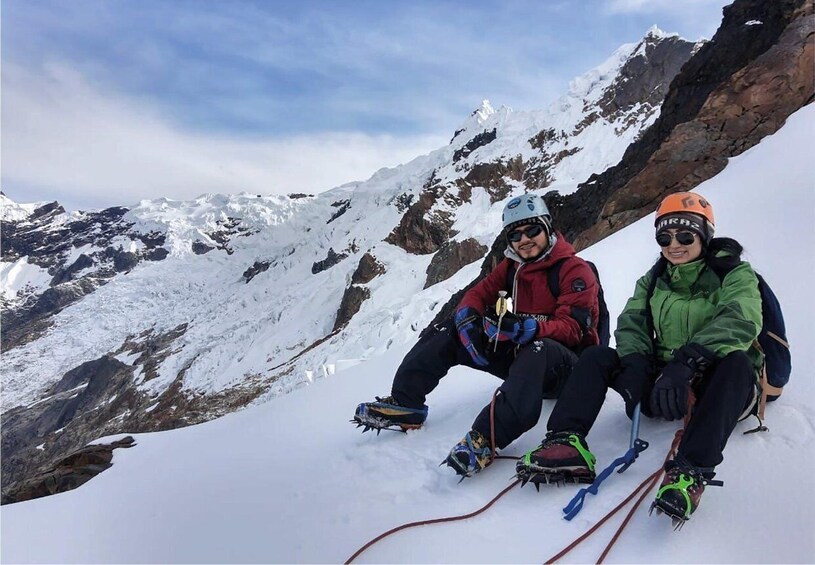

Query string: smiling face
[508,223,550,261]
[658,228,703,265]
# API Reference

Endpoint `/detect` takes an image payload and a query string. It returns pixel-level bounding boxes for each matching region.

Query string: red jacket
[458,233,600,349]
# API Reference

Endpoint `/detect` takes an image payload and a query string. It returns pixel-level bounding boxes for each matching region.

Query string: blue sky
[2,0,726,210]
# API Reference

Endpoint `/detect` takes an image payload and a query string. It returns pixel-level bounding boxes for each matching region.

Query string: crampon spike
[351,415,411,434]
[649,500,688,531]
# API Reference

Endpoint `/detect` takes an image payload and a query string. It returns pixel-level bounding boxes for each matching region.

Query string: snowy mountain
[0,29,699,490]
[2,0,812,507]
[1,101,812,565]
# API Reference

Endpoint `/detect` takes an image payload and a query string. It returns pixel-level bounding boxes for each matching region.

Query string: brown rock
[424,238,488,289]
[333,285,371,331]
[351,253,386,285]
[2,436,136,504]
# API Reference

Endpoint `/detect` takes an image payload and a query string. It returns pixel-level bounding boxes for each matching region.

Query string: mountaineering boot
[515,431,596,488]
[352,396,428,433]
[650,457,722,529]
[443,429,493,480]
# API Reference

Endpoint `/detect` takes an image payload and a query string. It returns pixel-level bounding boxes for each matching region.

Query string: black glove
[650,360,693,421]
[455,307,489,367]
[611,353,650,419]
[649,343,716,421]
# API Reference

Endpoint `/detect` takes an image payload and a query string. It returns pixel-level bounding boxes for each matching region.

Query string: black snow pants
[547,345,756,469]
[391,320,578,449]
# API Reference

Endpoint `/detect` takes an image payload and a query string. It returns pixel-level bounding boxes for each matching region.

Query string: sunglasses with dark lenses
[507,224,545,243]
[656,231,697,247]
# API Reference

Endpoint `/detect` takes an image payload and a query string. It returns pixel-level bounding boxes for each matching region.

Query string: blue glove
[515,318,538,344]
[483,312,538,345]
[455,307,489,367]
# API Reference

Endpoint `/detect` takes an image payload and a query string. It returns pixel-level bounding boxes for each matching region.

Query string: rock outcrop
[1,436,136,505]
[424,238,488,289]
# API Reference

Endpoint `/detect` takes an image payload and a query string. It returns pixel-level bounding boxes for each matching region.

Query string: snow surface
[2,105,813,564]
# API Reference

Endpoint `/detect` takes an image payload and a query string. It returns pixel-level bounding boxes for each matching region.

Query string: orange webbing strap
[750,338,783,426]
[766,331,790,349]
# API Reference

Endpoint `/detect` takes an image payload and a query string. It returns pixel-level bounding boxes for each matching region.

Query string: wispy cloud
[2,63,445,210]
[2,0,728,210]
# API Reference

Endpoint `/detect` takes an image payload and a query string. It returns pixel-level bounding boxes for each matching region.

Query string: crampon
[350,413,422,434]
[514,464,596,491]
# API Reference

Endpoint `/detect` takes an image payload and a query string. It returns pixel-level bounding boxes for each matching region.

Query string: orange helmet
[655,192,715,227]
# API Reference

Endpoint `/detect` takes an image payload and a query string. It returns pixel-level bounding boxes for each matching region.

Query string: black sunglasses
[656,231,697,247]
[507,224,545,243]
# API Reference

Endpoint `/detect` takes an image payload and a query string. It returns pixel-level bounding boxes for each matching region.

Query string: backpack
[644,254,791,410]
[506,257,610,348]
[707,265,791,400]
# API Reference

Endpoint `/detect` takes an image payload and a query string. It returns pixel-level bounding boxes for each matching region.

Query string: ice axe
[561,403,649,521]
[493,290,511,352]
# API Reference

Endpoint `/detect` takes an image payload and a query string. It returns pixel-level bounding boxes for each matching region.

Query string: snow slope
[2,107,813,565]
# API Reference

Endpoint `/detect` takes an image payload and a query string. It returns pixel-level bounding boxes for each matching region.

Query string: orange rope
[346,388,518,564]
[344,478,520,564]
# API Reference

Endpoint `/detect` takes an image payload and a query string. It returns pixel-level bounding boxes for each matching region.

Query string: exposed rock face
[582,0,814,245]
[351,253,386,285]
[424,238,488,289]
[558,0,813,249]
[206,217,256,254]
[596,31,698,123]
[332,253,387,330]
[328,199,351,223]
[1,436,136,505]
[457,156,524,202]
[116,324,189,382]
[311,248,349,274]
[243,260,271,283]
[192,241,215,255]
[1,342,270,504]
[333,285,371,331]
[1,355,136,495]
[453,129,497,162]
[385,185,454,254]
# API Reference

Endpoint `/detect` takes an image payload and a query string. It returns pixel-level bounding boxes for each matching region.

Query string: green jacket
[615,258,763,371]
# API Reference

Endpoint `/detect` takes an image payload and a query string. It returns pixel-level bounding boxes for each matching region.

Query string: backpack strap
[546,257,568,298]
[505,256,569,299]
[644,258,667,354]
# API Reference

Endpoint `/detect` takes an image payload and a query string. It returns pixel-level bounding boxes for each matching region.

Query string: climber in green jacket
[514,191,763,526]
